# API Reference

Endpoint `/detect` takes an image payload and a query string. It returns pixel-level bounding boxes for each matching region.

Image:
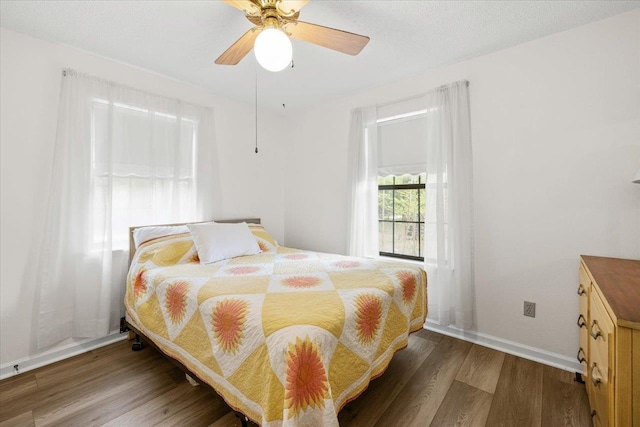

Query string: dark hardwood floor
[0,329,591,426]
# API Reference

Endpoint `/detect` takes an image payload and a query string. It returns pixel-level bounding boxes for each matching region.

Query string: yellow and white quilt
[125,232,427,426]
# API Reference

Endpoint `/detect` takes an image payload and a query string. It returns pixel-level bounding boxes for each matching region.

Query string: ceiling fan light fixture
[254,27,292,72]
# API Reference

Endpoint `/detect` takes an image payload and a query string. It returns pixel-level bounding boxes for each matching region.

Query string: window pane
[395,174,420,185]
[91,99,199,251]
[377,173,426,261]
[379,189,393,220]
[379,221,393,253]
[394,189,419,221]
[179,120,195,178]
[378,175,394,186]
[394,222,420,257]
[112,105,153,176]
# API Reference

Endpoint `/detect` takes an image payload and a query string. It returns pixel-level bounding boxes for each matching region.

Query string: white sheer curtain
[347,106,379,257]
[37,69,220,348]
[423,80,474,329]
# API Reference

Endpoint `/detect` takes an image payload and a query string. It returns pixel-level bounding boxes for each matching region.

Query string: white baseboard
[1,323,580,381]
[0,332,128,380]
[424,320,582,373]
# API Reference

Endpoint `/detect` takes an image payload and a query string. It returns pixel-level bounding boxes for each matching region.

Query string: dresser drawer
[590,291,615,368]
[589,290,615,426]
[590,346,611,426]
[577,265,590,375]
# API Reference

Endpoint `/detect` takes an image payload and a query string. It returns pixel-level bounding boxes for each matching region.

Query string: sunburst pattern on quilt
[133,267,148,300]
[268,272,334,293]
[248,224,279,253]
[382,268,422,319]
[337,288,391,363]
[256,238,277,253]
[272,252,322,275]
[321,257,375,272]
[132,268,159,308]
[276,252,318,262]
[355,293,383,345]
[265,325,338,424]
[285,336,329,414]
[200,293,266,378]
[156,277,207,341]
[212,298,248,353]
[215,263,274,278]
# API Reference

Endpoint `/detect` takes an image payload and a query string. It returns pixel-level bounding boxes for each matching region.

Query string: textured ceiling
[1,1,639,109]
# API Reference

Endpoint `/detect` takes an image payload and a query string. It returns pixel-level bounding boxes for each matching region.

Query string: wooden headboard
[128,218,261,262]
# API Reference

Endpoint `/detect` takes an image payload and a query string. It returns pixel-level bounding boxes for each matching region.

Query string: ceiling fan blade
[277,0,310,15]
[215,28,260,65]
[287,21,370,56]
[221,0,261,15]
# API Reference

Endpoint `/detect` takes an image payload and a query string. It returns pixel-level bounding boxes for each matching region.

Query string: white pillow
[133,225,190,249]
[188,222,261,264]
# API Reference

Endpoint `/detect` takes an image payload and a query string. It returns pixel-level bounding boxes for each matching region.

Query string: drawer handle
[576,348,586,364]
[590,320,602,340]
[576,314,587,329]
[590,363,602,387]
[577,284,586,296]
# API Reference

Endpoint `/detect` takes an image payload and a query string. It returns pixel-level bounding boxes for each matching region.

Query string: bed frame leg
[234,411,249,427]
[185,374,199,386]
[132,334,144,351]
[120,316,130,333]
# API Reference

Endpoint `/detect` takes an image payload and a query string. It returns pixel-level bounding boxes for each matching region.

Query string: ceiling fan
[215,0,370,72]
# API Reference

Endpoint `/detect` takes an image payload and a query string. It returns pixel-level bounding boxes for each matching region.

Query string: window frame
[378,175,426,262]
[89,97,199,251]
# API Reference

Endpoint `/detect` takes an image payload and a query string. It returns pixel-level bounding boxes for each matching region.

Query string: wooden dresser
[578,255,640,427]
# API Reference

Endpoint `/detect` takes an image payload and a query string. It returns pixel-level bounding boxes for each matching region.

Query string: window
[376,106,428,262]
[91,98,198,250]
[378,173,426,261]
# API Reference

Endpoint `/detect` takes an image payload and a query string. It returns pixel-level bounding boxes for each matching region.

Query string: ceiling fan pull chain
[255,67,259,154]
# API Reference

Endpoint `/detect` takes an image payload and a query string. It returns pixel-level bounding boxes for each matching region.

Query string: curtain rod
[374,79,469,109]
[60,68,213,113]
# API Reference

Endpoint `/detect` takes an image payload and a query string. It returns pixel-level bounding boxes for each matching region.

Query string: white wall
[0,28,286,366]
[283,10,640,360]
[2,9,639,372]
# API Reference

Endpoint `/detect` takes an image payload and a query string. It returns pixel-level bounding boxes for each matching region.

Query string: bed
[124,219,427,426]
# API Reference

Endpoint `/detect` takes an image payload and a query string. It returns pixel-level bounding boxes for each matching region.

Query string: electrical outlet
[524,301,536,318]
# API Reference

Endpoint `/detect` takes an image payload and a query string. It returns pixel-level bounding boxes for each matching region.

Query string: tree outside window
[378,173,426,261]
